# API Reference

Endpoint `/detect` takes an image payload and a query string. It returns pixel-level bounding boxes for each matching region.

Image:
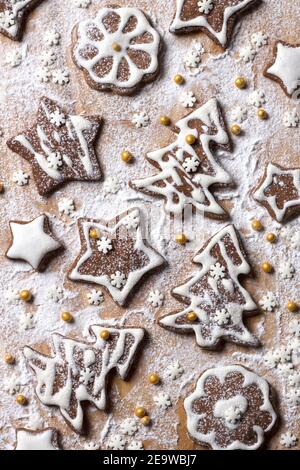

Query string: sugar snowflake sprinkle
[279,262,295,280]
[97,237,113,255]
[210,262,226,280]
[45,30,61,47]
[12,170,29,186]
[148,289,164,307]
[110,271,126,289]
[280,431,298,448]
[103,176,121,195]
[239,46,256,63]
[120,418,138,436]
[107,434,126,450]
[165,361,184,380]
[259,292,278,312]
[52,69,70,85]
[251,32,268,48]
[283,109,299,128]
[197,0,214,15]
[132,111,150,128]
[127,441,144,450]
[58,198,75,216]
[231,106,247,123]
[180,91,197,108]
[47,286,64,303]
[50,110,66,127]
[154,393,172,410]
[87,289,103,306]
[248,90,266,107]
[37,66,51,83]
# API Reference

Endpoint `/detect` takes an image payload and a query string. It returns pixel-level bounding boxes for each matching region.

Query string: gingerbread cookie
[253,163,300,223]
[184,365,277,450]
[6,214,62,271]
[131,98,232,219]
[170,0,258,49]
[0,0,42,41]
[68,208,165,305]
[24,325,144,433]
[15,428,60,450]
[159,225,259,349]
[7,97,102,196]
[264,41,300,98]
[72,6,161,95]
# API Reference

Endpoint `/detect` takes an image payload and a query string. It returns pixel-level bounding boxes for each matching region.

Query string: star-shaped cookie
[170,0,258,48]
[68,208,165,305]
[6,214,62,270]
[264,41,300,98]
[253,163,300,223]
[0,0,42,41]
[15,428,60,450]
[7,97,103,196]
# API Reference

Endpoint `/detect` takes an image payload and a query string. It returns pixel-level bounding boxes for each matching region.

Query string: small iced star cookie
[72,6,161,95]
[7,97,103,196]
[0,0,43,41]
[264,41,300,98]
[15,428,60,450]
[170,0,259,49]
[253,163,300,223]
[68,208,164,305]
[184,365,277,450]
[6,214,62,271]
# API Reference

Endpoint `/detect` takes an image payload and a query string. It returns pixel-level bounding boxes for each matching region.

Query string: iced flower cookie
[72,6,161,95]
[184,365,277,450]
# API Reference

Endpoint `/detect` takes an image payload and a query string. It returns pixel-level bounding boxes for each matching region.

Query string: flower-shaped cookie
[184,365,277,450]
[72,6,161,95]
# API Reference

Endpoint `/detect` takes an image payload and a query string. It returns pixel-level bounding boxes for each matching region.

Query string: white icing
[184,365,277,450]
[170,0,256,47]
[7,215,61,270]
[15,428,59,451]
[74,7,160,89]
[267,42,300,96]
[69,208,164,305]
[159,225,259,348]
[132,98,231,216]
[23,325,144,432]
[253,163,300,223]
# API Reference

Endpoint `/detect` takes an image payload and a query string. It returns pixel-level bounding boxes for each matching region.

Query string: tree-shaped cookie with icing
[253,163,300,223]
[159,225,259,349]
[264,41,300,98]
[170,0,258,48]
[72,5,161,95]
[7,97,103,196]
[131,98,232,219]
[184,365,277,450]
[68,208,165,305]
[0,0,42,41]
[24,325,144,433]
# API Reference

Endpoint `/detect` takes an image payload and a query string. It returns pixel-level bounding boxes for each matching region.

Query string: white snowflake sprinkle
[120,418,138,436]
[224,406,243,425]
[280,431,298,448]
[290,231,300,250]
[290,320,300,338]
[231,106,248,123]
[58,198,75,216]
[12,170,29,186]
[279,261,295,280]
[214,308,231,326]
[288,373,300,388]
[123,211,140,230]
[184,50,201,69]
[19,313,35,331]
[6,289,20,304]
[283,109,299,128]
[154,393,172,410]
[74,0,91,7]
[83,441,99,450]
[37,66,51,83]
[103,176,121,195]
[47,286,64,303]
[87,289,103,306]
[287,389,300,407]
[41,50,57,66]
[251,32,268,48]
[148,289,164,307]
[45,30,61,46]
[97,236,113,255]
[47,152,63,170]
[79,367,95,386]
[248,90,266,107]
[4,374,20,395]
[197,0,214,15]
[264,350,279,369]
[259,292,278,312]
[183,156,200,173]
[127,440,144,450]
[50,110,66,127]
[180,91,197,108]
[210,262,226,280]
[110,271,126,289]
[165,361,184,380]
[107,434,126,450]
[239,46,256,63]
[52,69,70,85]
[8,50,22,68]
[0,11,15,28]
[132,111,150,128]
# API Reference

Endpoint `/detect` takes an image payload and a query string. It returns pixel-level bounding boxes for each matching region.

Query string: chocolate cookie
[15,428,60,450]
[7,97,103,196]
[170,0,259,49]
[72,5,162,95]
[159,224,259,349]
[184,365,277,450]
[24,325,144,434]
[253,162,300,223]
[0,0,42,41]
[130,98,232,220]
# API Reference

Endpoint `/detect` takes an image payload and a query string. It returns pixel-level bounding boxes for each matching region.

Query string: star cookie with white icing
[72,5,161,95]
[184,365,277,450]
[7,97,102,196]
[170,0,259,49]
[15,428,60,450]
[253,163,300,223]
[264,41,300,98]
[24,325,144,433]
[0,0,42,41]
[68,208,164,305]
[159,225,259,349]
[6,214,62,271]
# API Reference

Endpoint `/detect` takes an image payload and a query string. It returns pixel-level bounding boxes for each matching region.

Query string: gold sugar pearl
[262,262,273,273]
[61,311,73,323]
[4,353,15,365]
[149,373,160,385]
[141,415,151,426]
[89,228,100,239]
[235,77,247,89]
[266,233,277,243]
[287,301,299,313]
[100,330,110,341]
[258,108,268,120]
[160,115,171,126]
[185,134,196,145]
[19,290,31,302]
[135,406,146,418]
[16,394,27,406]
[112,42,121,52]
[174,74,184,85]
[175,233,187,245]
[121,150,133,163]
[251,220,263,232]
[231,124,241,136]
[187,311,198,322]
